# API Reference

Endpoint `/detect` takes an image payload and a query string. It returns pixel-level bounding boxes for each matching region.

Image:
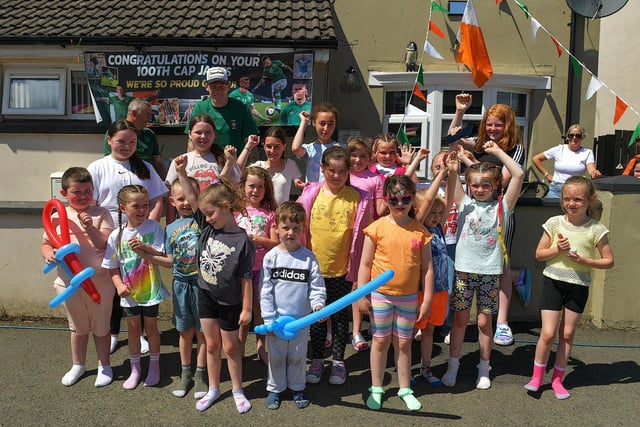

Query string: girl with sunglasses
[532,124,602,199]
[441,142,524,390]
[357,175,434,411]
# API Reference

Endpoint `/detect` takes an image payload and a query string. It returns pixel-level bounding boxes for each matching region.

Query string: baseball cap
[206,67,229,84]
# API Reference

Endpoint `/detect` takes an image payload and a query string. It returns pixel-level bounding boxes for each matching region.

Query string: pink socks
[524,361,546,392]
[551,365,571,399]
[124,353,161,389]
[144,352,160,387]
[123,354,141,389]
[525,362,570,399]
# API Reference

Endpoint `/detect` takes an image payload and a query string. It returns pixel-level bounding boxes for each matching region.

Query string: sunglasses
[567,133,584,139]
[384,194,414,206]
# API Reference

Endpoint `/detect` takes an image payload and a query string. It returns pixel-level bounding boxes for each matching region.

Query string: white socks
[196,387,221,412]
[61,364,86,386]
[441,357,459,387]
[95,365,113,387]
[232,389,252,414]
[110,335,118,354]
[110,335,148,354]
[140,335,149,354]
[476,359,492,389]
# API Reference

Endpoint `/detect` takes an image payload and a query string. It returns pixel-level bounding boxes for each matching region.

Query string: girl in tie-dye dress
[102,185,169,390]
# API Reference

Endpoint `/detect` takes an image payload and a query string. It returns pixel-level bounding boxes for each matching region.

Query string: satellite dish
[566,0,628,19]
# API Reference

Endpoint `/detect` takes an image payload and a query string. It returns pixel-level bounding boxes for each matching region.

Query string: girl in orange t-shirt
[357,175,434,412]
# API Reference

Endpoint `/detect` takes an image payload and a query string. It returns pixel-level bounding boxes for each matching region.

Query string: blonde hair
[199,176,246,215]
[115,185,149,256]
[561,176,597,218]
[170,177,199,195]
[372,133,399,155]
[566,123,586,138]
[413,189,445,224]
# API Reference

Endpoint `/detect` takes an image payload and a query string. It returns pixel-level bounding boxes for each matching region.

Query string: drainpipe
[564,10,578,130]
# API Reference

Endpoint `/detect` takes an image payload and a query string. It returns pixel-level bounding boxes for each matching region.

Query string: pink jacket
[297,181,371,282]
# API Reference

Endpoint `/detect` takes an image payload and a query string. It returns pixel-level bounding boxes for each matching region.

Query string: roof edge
[0,37,339,50]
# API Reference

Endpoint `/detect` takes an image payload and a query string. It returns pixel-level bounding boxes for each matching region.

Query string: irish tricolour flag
[456,0,493,88]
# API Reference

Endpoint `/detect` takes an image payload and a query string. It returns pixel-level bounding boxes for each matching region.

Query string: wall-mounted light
[340,66,362,93]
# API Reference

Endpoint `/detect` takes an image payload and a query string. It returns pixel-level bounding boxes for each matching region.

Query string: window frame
[1,65,95,119]
[371,71,549,178]
[2,67,67,116]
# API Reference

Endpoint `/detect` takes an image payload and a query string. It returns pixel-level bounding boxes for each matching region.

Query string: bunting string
[402,0,639,145]
[506,0,639,124]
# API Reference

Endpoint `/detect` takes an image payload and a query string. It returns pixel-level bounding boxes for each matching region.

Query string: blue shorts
[172,277,201,332]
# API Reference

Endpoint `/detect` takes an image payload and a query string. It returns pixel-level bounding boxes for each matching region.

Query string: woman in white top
[532,124,601,198]
[88,120,168,224]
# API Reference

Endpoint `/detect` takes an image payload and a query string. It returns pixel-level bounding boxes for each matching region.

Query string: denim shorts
[172,277,201,332]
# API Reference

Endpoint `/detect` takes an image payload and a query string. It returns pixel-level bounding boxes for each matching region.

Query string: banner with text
[85,50,314,127]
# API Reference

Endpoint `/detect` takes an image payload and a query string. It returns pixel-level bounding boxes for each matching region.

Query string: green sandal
[366,386,384,410]
[397,387,422,411]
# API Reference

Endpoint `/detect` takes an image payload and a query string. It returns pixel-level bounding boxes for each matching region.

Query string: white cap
[206,67,229,83]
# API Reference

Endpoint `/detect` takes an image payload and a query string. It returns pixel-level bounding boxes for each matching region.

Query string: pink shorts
[54,272,114,336]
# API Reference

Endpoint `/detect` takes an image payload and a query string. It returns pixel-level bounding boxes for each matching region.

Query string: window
[371,71,550,178]
[2,67,94,118]
[442,90,483,145]
[2,69,66,115]
[70,70,95,117]
[497,91,527,117]
[385,90,428,115]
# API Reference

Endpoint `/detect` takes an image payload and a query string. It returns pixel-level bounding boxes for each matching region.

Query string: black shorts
[122,304,159,318]
[198,287,243,331]
[540,276,589,314]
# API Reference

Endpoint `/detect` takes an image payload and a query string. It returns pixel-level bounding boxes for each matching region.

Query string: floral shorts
[450,271,499,315]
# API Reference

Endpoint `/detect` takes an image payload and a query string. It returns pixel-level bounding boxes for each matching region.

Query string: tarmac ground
[1,317,639,426]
